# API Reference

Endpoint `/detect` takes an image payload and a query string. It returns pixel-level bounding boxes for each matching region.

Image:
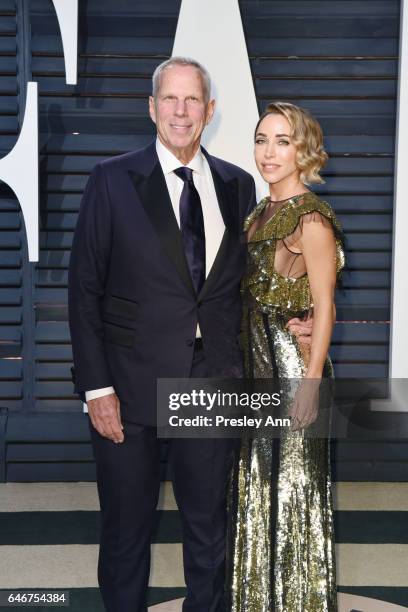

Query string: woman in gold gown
[227,102,344,611]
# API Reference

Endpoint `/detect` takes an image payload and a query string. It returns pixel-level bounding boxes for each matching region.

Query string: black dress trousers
[89,343,235,612]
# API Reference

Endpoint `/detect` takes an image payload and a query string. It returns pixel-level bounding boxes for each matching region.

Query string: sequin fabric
[241,192,345,316]
[227,193,344,611]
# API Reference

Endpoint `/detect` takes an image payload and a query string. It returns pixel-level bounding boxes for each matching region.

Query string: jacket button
[186,339,194,347]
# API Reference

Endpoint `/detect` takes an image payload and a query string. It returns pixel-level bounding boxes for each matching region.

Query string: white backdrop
[390,0,408,379]
[173,0,267,199]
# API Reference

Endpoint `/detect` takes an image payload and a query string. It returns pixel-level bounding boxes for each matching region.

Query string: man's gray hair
[152,56,211,102]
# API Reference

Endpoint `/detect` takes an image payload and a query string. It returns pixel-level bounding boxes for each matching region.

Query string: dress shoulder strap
[273,192,342,241]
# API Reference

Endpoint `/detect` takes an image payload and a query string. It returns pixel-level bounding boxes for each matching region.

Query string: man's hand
[87,393,124,443]
[286,316,313,345]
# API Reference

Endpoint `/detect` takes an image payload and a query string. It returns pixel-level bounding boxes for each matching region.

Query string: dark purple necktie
[174,167,206,294]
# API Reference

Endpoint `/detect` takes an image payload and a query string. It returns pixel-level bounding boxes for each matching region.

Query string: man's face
[149,64,215,163]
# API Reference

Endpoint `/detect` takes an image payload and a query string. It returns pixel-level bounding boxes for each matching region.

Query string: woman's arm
[288,215,337,430]
[299,214,337,379]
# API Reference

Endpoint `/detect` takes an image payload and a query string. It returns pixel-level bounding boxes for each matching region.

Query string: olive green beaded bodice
[241,192,345,315]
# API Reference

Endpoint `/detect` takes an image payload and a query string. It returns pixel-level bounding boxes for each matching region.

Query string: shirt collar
[156,137,204,176]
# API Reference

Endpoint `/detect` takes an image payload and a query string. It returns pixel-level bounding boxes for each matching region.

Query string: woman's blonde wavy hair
[255,102,328,185]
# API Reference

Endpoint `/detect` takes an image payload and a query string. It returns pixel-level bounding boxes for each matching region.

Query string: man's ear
[205,99,216,126]
[149,96,156,124]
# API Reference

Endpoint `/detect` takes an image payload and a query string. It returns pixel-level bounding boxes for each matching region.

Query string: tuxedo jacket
[68,141,256,425]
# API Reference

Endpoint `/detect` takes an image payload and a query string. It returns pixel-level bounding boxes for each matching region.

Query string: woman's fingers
[289,391,319,430]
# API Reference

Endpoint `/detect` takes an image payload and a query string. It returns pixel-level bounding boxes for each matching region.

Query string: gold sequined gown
[227,192,344,612]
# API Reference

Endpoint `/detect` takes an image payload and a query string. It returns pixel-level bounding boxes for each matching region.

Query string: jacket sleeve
[68,163,113,394]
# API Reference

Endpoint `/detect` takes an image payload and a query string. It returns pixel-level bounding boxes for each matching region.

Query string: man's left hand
[286,316,313,345]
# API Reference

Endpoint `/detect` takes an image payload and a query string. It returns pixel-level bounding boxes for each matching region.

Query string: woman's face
[254,113,300,188]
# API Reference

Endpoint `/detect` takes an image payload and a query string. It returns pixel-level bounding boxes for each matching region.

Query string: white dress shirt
[85,139,225,402]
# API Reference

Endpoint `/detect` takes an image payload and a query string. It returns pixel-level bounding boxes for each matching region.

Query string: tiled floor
[149,595,408,611]
[0,482,407,610]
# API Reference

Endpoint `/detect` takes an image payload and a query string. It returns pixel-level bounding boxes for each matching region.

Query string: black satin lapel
[198,170,238,301]
[129,165,195,297]
[198,228,231,302]
[210,166,238,232]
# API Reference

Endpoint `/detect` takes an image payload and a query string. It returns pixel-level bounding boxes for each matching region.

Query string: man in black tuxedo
[69,57,310,611]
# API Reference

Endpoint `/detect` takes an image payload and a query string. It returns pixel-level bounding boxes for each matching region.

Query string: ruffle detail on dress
[241,192,345,312]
